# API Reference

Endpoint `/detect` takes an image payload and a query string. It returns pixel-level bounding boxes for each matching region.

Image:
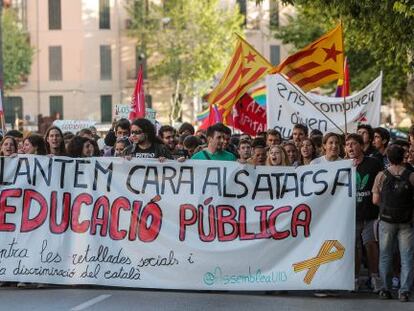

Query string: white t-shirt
[310,155,342,165]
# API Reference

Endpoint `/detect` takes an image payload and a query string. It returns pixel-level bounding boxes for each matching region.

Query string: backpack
[379,169,414,223]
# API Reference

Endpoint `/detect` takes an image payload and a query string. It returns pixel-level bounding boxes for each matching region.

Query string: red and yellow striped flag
[208,34,272,120]
[271,24,344,92]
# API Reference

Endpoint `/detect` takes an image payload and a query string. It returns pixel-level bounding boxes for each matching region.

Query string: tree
[272,1,414,112]
[2,8,33,90]
[127,0,243,123]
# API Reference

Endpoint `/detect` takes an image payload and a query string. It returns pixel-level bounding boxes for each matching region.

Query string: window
[100,45,112,80]
[269,0,279,28]
[50,96,63,119]
[49,46,62,81]
[101,95,112,122]
[48,0,61,30]
[270,45,280,66]
[236,0,247,26]
[3,97,23,126]
[99,0,110,29]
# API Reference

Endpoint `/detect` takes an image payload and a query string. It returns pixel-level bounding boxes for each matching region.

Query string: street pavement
[0,287,412,311]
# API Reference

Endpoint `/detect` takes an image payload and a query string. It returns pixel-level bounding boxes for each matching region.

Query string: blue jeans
[379,221,414,293]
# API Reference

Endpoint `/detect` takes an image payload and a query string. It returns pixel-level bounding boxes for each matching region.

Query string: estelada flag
[271,24,344,92]
[335,57,350,97]
[207,34,272,122]
[129,65,145,120]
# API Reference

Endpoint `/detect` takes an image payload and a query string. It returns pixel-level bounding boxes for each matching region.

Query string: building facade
[4,0,293,129]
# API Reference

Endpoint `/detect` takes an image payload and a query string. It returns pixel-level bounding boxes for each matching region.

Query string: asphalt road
[0,287,412,311]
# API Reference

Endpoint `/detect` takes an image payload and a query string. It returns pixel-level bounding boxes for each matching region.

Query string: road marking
[71,294,112,311]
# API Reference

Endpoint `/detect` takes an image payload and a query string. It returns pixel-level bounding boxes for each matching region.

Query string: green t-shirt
[191,149,237,161]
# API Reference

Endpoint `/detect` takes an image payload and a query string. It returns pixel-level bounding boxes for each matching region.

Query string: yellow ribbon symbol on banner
[292,240,345,285]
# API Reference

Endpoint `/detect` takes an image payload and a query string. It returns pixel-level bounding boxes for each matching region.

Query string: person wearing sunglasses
[123,118,172,161]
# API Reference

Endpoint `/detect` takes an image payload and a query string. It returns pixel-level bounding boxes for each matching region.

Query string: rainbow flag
[197,85,267,124]
[196,107,210,121]
[250,85,266,106]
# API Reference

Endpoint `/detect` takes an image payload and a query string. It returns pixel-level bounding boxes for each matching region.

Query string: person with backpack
[372,144,414,302]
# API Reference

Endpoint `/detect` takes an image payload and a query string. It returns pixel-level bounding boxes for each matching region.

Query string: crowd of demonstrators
[0,119,413,300]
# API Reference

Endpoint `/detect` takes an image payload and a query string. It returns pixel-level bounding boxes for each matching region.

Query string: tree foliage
[273,0,414,111]
[126,0,243,122]
[2,8,33,90]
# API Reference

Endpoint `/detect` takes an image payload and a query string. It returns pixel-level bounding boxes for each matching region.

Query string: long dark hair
[44,126,66,155]
[25,134,47,155]
[66,136,90,158]
[131,118,163,144]
[0,136,18,156]
[299,138,317,165]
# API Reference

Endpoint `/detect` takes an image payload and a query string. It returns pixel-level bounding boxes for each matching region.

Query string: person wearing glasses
[123,118,172,160]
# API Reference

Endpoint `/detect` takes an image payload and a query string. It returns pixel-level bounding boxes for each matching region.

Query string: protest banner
[114,105,156,123]
[114,104,131,120]
[233,94,266,136]
[267,73,382,139]
[145,108,157,124]
[0,156,355,290]
[53,120,97,134]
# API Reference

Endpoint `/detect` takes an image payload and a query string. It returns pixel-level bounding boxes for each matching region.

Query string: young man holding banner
[345,133,383,292]
[191,123,236,161]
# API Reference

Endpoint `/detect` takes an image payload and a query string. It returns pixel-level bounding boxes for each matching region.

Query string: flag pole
[341,20,348,136]
[0,114,6,134]
[0,89,5,134]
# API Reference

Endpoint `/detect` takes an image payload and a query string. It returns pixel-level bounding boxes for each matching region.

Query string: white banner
[267,73,382,139]
[114,104,131,120]
[0,156,355,290]
[53,120,97,134]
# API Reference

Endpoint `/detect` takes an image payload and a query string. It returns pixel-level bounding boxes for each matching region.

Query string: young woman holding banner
[299,138,318,165]
[310,132,342,164]
[0,136,18,157]
[266,145,290,166]
[22,134,47,155]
